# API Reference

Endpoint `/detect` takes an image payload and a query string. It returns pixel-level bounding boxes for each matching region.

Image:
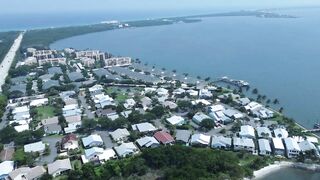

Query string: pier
[213,76,250,87]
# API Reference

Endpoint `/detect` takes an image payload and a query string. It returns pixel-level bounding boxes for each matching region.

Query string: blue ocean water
[51,8,320,129]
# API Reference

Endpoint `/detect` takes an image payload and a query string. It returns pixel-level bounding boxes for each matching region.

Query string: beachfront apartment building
[272,137,285,156]
[75,50,106,61]
[104,57,132,67]
[38,57,67,66]
[258,139,272,156]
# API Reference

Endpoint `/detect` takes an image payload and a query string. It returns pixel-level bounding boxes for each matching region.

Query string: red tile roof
[154,131,174,144]
[62,134,77,144]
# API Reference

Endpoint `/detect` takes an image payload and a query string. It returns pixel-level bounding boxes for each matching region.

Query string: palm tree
[172,69,177,73]
[252,88,258,94]
[279,107,284,113]
[273,98,279,104]
[204,77,210,82]
[197,76,201,80]
[266,99,271,104]
[262,95,267,100]
[162,68,166,71]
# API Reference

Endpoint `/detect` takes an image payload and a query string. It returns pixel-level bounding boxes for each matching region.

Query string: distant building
[76,50,105,61]
[104,57,131,67]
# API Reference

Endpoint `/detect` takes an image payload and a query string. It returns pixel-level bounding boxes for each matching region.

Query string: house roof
[26,166,46,180]
[136,136,159,148]
[48,159,72,175]
[299,140,317,152]
[114,142,138,157]
[274,128,288,138]
[239,125,255,138]
[43,80,59,90]
[209,104,225,112]
[191,134,211,145]
[65,115,81,123]
[272,138,285,150]
[41,116,59,125]
[166,115,184,125]
[284,138,301,151]
[233,137,255,148]
[24,141,46,153]
[110,128,130,141]
[256,127,272,138]
[175,130,191,143]
[211,136,232,147]
[0,161,14,177]
[9,166,46,180]
[131,122,157,133]
[82,134,103,147]
[154,131,174,144]
[48,67,62,74]
[68,72,84,81]
[85,147,104,158]
[258,139,272,152]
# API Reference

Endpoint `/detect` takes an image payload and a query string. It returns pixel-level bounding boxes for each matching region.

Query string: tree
[252,88,258,94]
[82,118,97,132]
[199,119,215,131]
[204,77,210,82]
[150,106,165,118]
[273,98,279,104]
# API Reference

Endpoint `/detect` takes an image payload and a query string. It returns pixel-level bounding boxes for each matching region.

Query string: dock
[213,76,250,87]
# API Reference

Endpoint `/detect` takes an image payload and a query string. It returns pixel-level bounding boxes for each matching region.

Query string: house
[89,84,104,95]
[95,108,118,120]
[245,101,262,111]
[124,99,136,109]
[208,105,231,124]
[156,88,168,97]
[299,140,317,153]
[136,136,160,148]
[154,131,175,145]
[110,128,130,142]
[274,128,289,138]
[131,122,157,133]
[235,97,251,106]
[30,98,48,107]
[223,109,244,120]
[39,74,53,82]
[9,166,46,180]
[48,67,63,74]
[41,116,62,135]
[93,94,114,109]
[199,89,212,98]
[239,125,255,139]
[141,96,152,110]
[12,106,30,121]
[211,136,232,149]
[0,161,14,180]
[283,138,301,158]
[258,139,272,156]
[272,138,285,156]
[82,147,116,163]
[48,159,72,177]
[62,134,79,150]
[82,134,103,148]
[114,142,139,158]
[173,88,186,95]
[190,134,211,146]
[256,126,272,138]
[233,137,255,153]
[162,101,178,110]
[13,123,29,132]
[24,141,46,154]
[80,57,96,67]
[186,89,198,97]
[175,130,192,144]
[64,115,82,133]
[166,115,185,126]
[64,98,78,106]
[192,112,211,124]
[67,72,84,82]
[63,104,81,117]
[43,80,59,90]
[192,99,211,106]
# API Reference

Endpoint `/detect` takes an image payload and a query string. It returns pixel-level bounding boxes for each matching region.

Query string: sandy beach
[252,161,293,179]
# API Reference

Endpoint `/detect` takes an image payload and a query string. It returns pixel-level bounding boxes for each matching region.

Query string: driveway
[94,130,117,148]
[37,135,63,165]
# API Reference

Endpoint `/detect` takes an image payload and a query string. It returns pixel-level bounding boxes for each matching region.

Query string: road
[78,91,95,119]
[0,32,24,92]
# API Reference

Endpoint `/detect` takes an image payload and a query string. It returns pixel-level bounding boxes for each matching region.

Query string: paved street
[78,92,95,119]
[94,130,117,148]
[37,135,63,165]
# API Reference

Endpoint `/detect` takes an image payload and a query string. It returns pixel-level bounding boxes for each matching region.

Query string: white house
[82,147,116,163]
[114,142,139,158]
[256,126,272,138]
[63,104,81,117]
[82,134,103,148]
[211,136,232,149]
[110,128,130,142]
[9,166,46,180]
[274,128,289,138]
[136,136,160,148]
[48,159,72,177]
[283,138,301,158]
[131,122,157,133]
[239,125,255,139]
[199,89,212,98]
[64,115,82,133]
[233,137,255,153]
[190,134,211,146]
[156,88,168,97]
[24,141,46,154]
[12,106,30,121]
[272,137,285,156]
[299,140,317,153]
[258,139,272,156]
[93,94,114,108]
[30,98,48,107]
[166,115,185,126]
[124,98,136,109]
[89,84,104,95]
[192,112,211,124]
[186,89,198,97]
[0,161,14,180]
[173,88,186,95]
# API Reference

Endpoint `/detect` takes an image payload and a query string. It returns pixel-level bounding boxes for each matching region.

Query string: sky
[1,0,320,15]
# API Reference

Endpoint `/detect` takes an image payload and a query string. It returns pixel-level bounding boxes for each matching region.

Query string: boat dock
[214,76,250,87]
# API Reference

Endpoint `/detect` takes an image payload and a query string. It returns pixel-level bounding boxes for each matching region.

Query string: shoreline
[252,161,320,179]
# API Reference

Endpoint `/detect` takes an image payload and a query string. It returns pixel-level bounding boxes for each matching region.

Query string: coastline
[252,161,320,179]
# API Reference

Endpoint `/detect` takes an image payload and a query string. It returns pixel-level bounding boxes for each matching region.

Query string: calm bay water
[51,8,320,129]
[257,167,320,180]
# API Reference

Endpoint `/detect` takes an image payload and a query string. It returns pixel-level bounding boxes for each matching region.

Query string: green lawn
[116,93,128,103]
[36,106,56,120]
